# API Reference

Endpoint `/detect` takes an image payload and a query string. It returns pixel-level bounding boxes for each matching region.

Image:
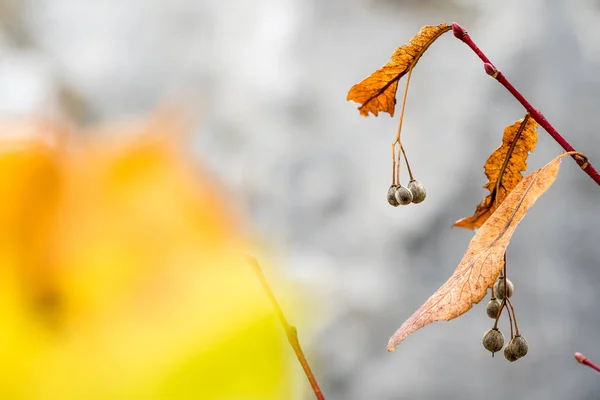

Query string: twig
[246,255,325,400]
[575,352,600,374]
[452,22,600,186]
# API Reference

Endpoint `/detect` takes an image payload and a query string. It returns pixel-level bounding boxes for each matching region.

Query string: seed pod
[482,328,504,355]
[494,277,514,300]
[407,180,426,204]
[395,186,413,205]
[387,185,399,207]
[504,343,519,362]
[486,298,501,319]
[504,335,528,362]
[511,335,528,358]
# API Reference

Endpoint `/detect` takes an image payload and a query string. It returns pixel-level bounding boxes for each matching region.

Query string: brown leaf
[347,24,451,117]
[454,115,538,230]
[387,153,570,352]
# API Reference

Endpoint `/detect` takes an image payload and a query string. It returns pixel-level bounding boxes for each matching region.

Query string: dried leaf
[454,115,538,229]
[387,153,570,352]
[347,24,450,117]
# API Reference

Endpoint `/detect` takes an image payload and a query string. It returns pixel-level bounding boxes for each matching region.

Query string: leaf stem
[246,256,325,400]
[394,141,402,185]
[391,68,415,185]
[492,299,505,330]
[575,352,600,374]
[395,68,413,144]
[392,143,398,185]
[505,297,519,337]
[502,253,516,338]
[400,144,415,181]
[452,22,600,186]
[504,296,514,340]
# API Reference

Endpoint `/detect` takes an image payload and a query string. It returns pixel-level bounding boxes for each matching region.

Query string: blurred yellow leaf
[0,118,291,399]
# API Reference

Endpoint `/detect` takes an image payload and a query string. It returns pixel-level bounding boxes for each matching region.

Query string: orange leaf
[347,24,450,117]
[387,153,570,352]
[454,115,538,229]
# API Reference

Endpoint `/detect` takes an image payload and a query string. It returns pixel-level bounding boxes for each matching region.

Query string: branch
[575,352,600,374]
[246,255,325,400]
[452,22,600,186]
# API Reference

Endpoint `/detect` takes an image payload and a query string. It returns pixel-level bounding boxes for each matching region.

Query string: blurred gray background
[1,0,599,399]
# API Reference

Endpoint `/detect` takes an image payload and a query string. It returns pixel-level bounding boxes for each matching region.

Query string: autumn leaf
[454,115,538,229]
[387,153,573,352]
[347,24,450,117]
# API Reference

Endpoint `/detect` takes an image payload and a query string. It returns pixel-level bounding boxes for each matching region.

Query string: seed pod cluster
[387,180,427,207]
[482,275,528,362]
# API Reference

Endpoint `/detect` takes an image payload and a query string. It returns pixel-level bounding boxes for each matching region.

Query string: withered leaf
[347,24,451,117]
[387,153,569,352]
[454,115,538,230]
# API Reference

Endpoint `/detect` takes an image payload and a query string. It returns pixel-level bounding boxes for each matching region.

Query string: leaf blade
[347,24,451,117]
[387,153,568,352]
[454,115,538,229]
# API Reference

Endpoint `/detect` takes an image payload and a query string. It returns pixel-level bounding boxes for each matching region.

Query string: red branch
[452,22,600,186]
[575,352,600,374]
[246,256,325,400]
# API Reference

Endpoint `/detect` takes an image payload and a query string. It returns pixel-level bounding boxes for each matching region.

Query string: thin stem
[492,299,505,330]
[391,143,397,185]
[390,68,414,186]
[246,256,325,400]
[452,22,600,186]
[395,68,414,143]
[396,141,402,185]
[575,352,600,374]
[400,144,415,181]
[505,297,519,337]
[504,295,514,340]
[492,254,509,330]
[503,253,507,283]
[502,252,519,338]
